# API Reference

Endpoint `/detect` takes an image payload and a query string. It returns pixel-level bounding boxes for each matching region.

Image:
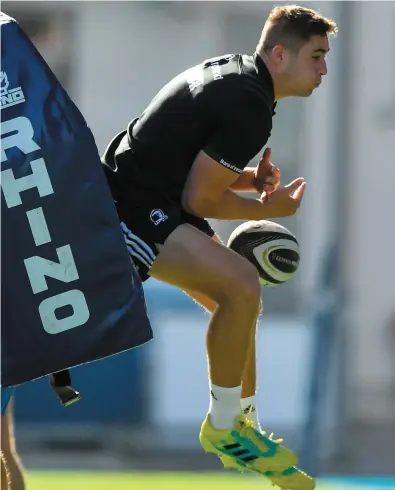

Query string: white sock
[241,395,262,431]
[209,383,242,430]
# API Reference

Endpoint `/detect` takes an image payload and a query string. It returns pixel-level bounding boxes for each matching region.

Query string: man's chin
[303,87,316,97]
[297,89,314,98]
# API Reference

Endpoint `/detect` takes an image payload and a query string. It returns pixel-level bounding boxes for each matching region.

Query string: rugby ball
[227,220,300,287]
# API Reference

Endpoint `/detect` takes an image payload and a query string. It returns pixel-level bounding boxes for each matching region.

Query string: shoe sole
[219,454,315,490]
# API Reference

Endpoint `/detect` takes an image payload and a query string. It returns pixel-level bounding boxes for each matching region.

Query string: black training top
[102,53,276,202]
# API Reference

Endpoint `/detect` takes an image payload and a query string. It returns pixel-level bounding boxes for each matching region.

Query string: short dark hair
[258,4,338,53]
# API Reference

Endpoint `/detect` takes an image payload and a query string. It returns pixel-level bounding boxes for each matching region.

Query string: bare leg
[150,224,261,388]
[1,399,25,490]
[181,234,259,399]
[1,451,10,490]
[183,288,259,399]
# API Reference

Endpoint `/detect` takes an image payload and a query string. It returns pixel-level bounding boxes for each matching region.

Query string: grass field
[26,471,395,490]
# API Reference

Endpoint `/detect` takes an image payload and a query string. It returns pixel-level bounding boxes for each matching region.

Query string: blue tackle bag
[1,13,153,406]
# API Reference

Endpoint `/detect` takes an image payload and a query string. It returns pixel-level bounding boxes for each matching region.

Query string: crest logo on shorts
[150,209,168,226]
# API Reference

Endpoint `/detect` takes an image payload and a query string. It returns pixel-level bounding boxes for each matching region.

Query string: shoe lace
[244,406,284,444]
[262,431,283,444]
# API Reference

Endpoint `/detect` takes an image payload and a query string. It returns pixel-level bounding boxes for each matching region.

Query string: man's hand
[254,148,281,195]
[260,177,306,217]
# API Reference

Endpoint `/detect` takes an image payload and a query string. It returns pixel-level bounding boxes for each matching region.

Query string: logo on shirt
[150,209,168,226]
[1,71,26,110]
[220,158,242,174]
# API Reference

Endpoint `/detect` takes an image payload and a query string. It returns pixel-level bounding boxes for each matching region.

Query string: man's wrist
[244,167,261,192]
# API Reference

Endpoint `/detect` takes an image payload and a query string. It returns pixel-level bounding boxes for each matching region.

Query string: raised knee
[220,260,261,310]
[237,264,261,306]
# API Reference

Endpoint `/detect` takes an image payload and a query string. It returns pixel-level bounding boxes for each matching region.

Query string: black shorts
[116,199,215,282]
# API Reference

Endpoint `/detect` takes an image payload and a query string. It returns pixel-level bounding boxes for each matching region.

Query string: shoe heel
[199,434,218,455]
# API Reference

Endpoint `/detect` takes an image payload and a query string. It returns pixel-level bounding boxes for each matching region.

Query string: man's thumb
[261,147,271,163]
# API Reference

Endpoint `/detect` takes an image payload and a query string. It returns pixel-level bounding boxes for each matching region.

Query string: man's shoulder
[202,54,274,110]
